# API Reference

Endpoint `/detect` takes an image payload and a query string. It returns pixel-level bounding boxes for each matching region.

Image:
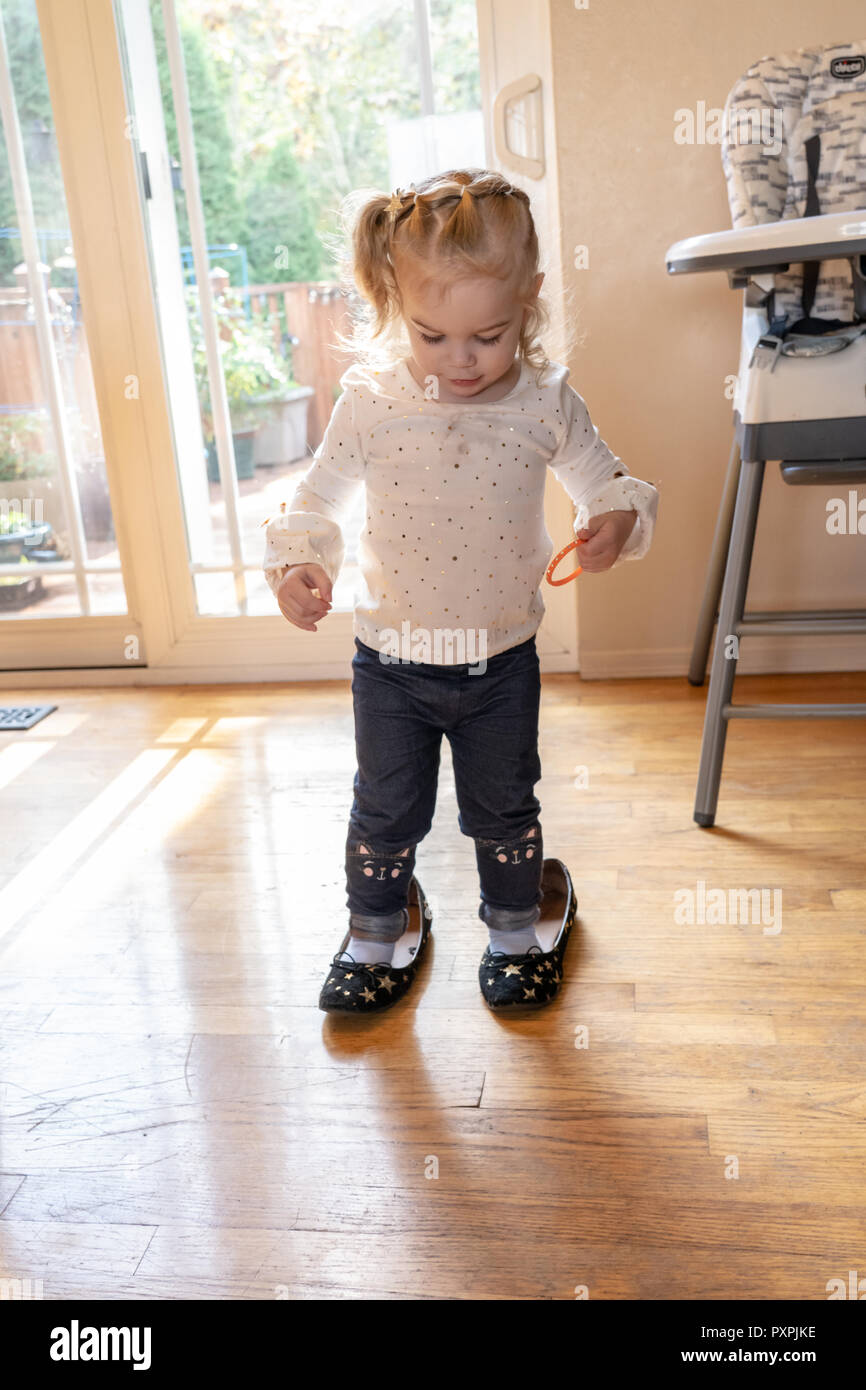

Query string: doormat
[0,705,58,730]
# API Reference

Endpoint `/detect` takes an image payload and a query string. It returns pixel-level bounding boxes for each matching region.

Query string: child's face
[399,271,539,398]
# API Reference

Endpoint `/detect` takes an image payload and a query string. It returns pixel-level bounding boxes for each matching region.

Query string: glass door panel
[117,0,483,631]
[0,0,128,638]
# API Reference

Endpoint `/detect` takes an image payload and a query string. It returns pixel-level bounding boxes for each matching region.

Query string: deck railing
[1,277,352,459]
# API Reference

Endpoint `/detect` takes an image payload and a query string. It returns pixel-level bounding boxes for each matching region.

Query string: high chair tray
[666,208,866,276]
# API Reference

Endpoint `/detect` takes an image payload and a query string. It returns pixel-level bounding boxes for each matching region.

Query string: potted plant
[250,375,314,468]
[0,505,62,608]
[0,413,55,485]
[0,413,113,544]
[188,288,302,482]
[0,413,62,534]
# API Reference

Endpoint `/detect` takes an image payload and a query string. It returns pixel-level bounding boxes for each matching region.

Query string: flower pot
[206,429,258,483]
[251,386,315,467]
[0,570,44,607]
[0,520,57,608]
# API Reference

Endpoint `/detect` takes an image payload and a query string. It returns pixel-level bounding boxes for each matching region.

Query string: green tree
[179,0,482,273]
[149,0,245,259]
[0,0,69,286]
[243,136,321,284]
[0,0,482,293]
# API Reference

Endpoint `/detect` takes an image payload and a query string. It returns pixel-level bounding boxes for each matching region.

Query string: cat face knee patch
[477,824,539,865]
[354,843,413,879]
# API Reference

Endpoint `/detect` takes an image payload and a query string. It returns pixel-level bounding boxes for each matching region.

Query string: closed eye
[417,332,504,345]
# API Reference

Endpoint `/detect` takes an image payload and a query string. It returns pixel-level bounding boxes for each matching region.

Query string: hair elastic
[545,537,585,585]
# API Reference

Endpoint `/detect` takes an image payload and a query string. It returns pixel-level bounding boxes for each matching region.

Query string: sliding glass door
[2,1,580,682]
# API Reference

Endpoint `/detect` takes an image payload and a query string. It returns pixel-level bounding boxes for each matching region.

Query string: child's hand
[276,563,333,631]
[575,509,637,573]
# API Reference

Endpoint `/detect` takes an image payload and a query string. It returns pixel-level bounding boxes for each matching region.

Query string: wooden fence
[242,278,352,453]
[0,287,101,451]
[0,278,352,460]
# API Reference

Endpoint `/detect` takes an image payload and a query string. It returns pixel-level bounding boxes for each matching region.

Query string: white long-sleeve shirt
[262,357,659,663]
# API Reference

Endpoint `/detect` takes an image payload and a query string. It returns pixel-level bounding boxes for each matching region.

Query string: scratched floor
[1,672,865,1299]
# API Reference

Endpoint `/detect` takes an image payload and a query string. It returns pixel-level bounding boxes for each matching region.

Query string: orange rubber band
[545,537,585,585]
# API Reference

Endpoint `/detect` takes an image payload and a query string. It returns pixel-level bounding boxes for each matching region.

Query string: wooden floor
[1,669,865,1301]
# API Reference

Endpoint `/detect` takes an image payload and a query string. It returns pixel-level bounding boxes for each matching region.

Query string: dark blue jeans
[345,635,543,943]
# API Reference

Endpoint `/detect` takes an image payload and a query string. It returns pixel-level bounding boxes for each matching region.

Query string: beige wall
[547,0,866,677]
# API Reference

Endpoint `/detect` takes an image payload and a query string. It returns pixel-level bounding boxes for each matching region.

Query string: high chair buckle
[750,335,784,372]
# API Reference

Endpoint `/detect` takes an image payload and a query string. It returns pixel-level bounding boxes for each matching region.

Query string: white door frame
[476,0,579,672]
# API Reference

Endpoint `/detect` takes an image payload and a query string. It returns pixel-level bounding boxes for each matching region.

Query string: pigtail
[350,191,401,338]
[328,186,414,369]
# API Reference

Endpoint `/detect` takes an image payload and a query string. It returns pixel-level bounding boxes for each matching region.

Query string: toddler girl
[262,168,658,1013]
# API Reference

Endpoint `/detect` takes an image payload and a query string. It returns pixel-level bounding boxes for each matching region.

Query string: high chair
[664,38,866,827]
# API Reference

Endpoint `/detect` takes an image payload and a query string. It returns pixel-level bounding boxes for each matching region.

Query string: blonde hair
[337,168,550,380]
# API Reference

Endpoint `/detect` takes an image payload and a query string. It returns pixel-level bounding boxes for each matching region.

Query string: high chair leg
[694,457,765,826]
[688,436,742,686]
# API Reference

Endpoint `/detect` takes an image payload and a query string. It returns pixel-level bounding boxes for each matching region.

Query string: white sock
[340,935,395,965]
[487,925,542,957]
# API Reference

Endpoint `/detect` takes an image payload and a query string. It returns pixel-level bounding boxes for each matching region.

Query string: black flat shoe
[319,874,432,1013]
[479,858,577,1010]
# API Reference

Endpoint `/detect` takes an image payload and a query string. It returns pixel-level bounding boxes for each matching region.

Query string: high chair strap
[800,133,822,321]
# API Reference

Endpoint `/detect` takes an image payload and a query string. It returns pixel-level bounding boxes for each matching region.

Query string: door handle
[492,73,545,179]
